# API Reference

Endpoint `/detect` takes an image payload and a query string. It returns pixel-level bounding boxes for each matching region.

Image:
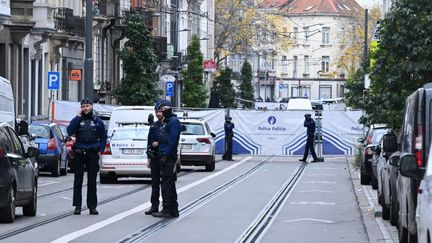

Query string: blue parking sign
[166,81,174,97]
[279,83,284,89]
[48,71,60,90]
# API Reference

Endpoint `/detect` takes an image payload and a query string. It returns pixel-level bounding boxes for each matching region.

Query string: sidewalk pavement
[346,156,399,243]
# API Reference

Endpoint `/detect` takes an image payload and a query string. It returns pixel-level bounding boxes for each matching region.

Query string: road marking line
[60,197,72,200]
[310,167,337,170]
[39,181,60,187]
[299,190,335,193]
[290,201,336,205]
[303,181,336,184]
[51,156,253,243]
[282,218,335,224]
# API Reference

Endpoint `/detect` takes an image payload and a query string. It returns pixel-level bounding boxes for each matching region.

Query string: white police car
[100,124,150,183]
[179,117,216,171]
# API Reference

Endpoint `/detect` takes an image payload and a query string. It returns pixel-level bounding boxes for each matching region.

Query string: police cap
[155,99,172,110]
[81,97,92,105]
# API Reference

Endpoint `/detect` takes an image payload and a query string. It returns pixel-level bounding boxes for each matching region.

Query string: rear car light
[415,125,423,167]
[101,143,111,155]
[48,138,57,150]
[366,135,372,144]
[197,138,211,144]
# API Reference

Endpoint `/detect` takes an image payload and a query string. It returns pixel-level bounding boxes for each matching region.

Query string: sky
[356,0,382,8]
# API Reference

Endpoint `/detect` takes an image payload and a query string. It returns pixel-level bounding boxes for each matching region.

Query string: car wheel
[382,201,390,220]
[399,224,409,243]
[100,174,117,184]
[0,186,16,223]
[51,158,61,177]
[205,162,215,172]
[23,181,37,216]
[371,175,378,190]
[390,199,399,226]
[360,171,369,185]
[60,158,68,176]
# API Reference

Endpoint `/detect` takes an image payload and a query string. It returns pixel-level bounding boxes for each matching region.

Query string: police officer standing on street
[67,98,107,215]
[299,113,319,163]
[151,100,181,218]
[144,103,164,215]
[222,116,234,161]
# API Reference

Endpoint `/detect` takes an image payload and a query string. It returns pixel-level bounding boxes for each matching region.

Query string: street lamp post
[84,0,93,101]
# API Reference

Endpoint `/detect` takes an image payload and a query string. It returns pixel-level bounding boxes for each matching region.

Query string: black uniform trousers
[223,134,233,160]
[160,155,178,213]
[73,150,99,209]
[302,135,318,161]
[150,157,161,210]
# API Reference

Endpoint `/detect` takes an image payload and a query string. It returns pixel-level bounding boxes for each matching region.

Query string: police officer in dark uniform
[67,98,107,215]
[152,100,181,218]
[222,116,234,161]
[144,103,164,215]
[299,113,319,163]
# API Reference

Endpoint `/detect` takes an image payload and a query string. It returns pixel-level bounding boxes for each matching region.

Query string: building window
[304,26,309,42]
[304,55,309,74]
[319,85,332,99]
[321,56,330,73]
[293,56,298,78]
[281,56,288,74]
[338,85,345,97]
[293,27,298,44]
[322,27,330,45]
[291,85,311,97]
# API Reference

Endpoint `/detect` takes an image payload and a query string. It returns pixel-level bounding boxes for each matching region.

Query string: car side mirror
[383,133,397,153]
[181,125,187,132]
[16,120,29,136]
[210,132,216,138]
[399,154,420,178]
[27,147,39,158]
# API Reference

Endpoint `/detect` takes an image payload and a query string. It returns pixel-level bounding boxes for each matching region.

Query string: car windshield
[111,127,149,140]
[181,123,205,135]
[29,125,50,138]
[371,129,388,143]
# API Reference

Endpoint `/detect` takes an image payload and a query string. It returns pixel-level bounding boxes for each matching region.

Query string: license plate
[123,148,144,155]
[181,144,192,150]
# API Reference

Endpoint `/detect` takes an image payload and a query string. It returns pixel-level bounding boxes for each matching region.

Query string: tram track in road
[236,161,307,243]
[0,167,204,241]
[119,155,275,243]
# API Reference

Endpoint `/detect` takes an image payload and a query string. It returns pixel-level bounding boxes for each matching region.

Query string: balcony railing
[54,8,85,37]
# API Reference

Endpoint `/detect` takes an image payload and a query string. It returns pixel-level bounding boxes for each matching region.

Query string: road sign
[203,60,216,72]
[165,81,174,97]
[48,71,60,90]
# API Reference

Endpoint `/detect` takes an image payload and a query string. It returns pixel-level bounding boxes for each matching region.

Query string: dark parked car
[358,124,388,188]
[397,83,432,242]
[374,133,398,222]
[29,122,68,176]
[0,123,39,223]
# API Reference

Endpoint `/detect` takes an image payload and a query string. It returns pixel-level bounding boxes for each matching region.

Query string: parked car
[29,122,68,176]
[388,151,401,226]
[397,83,432,242]
[411,146,432,243]
[358,124,388,188]
[375,133,398,221]
[100,124,151,183]
[0,122,39,223]
[179,117,216,171]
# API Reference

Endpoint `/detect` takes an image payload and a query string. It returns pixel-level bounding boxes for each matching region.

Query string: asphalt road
[0,155,397,243]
